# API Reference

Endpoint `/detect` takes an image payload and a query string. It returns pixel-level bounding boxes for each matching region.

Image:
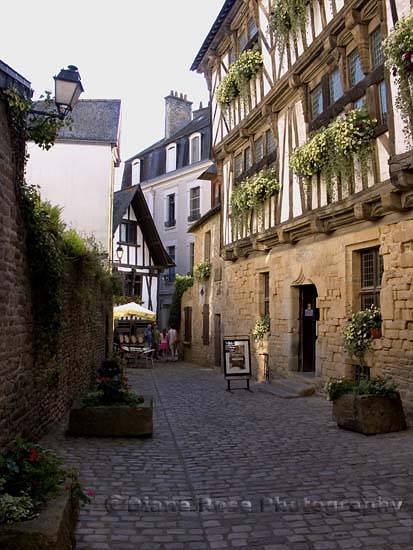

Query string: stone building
[187,0,413,406]
[121,93,215,328]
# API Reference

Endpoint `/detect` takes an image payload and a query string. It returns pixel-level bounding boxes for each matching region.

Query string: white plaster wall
[27,142,114,252]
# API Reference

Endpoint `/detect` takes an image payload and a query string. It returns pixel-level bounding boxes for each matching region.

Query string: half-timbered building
[191,0,413,405]
[112,185,173,314]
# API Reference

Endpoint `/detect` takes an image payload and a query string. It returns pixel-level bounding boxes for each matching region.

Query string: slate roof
[0,59,31,95]
[191,0,237,71]
[121,107,211,189]
[33,99,121,144]
[113,185,174,269]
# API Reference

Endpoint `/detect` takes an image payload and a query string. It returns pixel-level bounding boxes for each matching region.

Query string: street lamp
[30,65,84,120]
[116,243,124,263]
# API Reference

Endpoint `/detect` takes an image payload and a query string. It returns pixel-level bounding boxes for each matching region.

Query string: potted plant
[194,261,212,282]
[342,306,382,362]
[67,357,153,437]
[216,49,263,108]
[0,439,91,549]
[383,8,413,145]
[325,377,407,435]
[251,315,270,341]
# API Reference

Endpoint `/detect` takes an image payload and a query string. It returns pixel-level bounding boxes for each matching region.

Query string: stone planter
[333,393,407,435]
[66,398,153,437]
[0,485,79,550]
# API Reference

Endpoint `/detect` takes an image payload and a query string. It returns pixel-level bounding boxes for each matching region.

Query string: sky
[2,0,224,163]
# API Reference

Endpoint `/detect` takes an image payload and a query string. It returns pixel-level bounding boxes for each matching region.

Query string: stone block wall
[0,94,112,449]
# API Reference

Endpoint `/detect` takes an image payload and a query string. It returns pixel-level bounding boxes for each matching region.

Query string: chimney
[192,101,206,120]
[164,91,192,138]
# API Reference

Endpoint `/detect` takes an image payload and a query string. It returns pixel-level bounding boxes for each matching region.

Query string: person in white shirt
[167,326,177,360]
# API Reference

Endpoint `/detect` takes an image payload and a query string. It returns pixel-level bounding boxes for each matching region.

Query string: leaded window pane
[329,69,343,104]
[349,49,364,86]
[311,85,323,118]
[235,153,244,176]
[255,136,264,161]
[371,27,384,68]
[379,80,388,124]
[266,129,276,154]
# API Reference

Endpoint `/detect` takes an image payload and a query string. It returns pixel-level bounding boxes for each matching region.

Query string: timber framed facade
[190,0,413,406]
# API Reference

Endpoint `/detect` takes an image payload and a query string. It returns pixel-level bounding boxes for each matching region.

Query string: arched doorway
[299,284,318,373]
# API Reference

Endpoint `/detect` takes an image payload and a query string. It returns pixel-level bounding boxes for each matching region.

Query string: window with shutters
[166,144,177,172]
[184,307,192,343]
[203,304,210,345]
[204,231,211,262]
[165,194,176,227]
[189,187,200,222]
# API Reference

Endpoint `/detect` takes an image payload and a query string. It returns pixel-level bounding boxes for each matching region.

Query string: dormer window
[166,143,177,172]
[131,159,141,185]
[189,133,201,164]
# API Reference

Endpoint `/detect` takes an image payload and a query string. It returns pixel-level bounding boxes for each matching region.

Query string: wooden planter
[0,485,79,550]
[333,393,407,435]
[67,398,153,437]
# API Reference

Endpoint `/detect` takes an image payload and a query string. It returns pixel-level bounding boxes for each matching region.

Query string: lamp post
[30,65,84,120]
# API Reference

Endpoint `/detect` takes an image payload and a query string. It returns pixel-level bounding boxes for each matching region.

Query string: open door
[299,285,318,372]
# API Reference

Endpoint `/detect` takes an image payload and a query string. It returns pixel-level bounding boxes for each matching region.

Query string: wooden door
[214,314,221,367]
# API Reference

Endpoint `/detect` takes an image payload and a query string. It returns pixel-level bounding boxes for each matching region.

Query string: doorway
[214,314,221,368]
[299,285,318,372]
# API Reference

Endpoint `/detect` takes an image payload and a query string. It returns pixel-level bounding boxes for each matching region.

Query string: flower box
[333,393,407,435]
[66,398,153,437]
[0,484,79,550]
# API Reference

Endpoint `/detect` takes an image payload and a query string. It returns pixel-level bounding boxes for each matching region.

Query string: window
[370,27,384,69]
[189,242,195,275]
[348,49,364,86]
[245,147,252,169]
[310,85,323,118]
[184,307,192,343]
[255,136,264,162]
[360,248,383,308]
[203,304,210,345]
[166,144,177,172]
[354,95,366,109]
[131,159,141,185]
[248,17,258,39]
[124,272,142,298]
[329,69,343,104]
[190,134,201,164]
[204,231,211,262]
[189,187,200,221]
[234,153,244,177]
[229,48,236,65]
[165,194,175,227]
[239,31,247,52]
[119,221,137,244]
[262,272,270,317]
[266,129,276,155]
[378,80,388,124]
[166,246,176,283]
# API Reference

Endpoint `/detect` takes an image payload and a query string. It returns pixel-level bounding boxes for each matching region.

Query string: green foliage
[231,167,279,224]
[0,439,65,508]
[216,49,263,107]
[251,315,270,341]
[325,377,399,401]
[19,184,116,358]
[343,306,382,361]
[290,108,377,195]
[383,8,413,145]
[194,261,212,282]
[268,0,308,49]
[114,294,142,306]
[46,363,64,388]
[0,493,34,524]
[3,88,71,151]
[169,275,194,330]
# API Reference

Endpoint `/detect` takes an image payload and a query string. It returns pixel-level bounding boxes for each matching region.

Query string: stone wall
[183,204,413,410]
[0,93,112,449]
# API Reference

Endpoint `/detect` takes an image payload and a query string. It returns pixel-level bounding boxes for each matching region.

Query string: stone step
[254,382,301,399]
[273,376,318,397]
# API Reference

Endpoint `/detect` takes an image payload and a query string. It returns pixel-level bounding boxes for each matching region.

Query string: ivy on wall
[169,275,193,331]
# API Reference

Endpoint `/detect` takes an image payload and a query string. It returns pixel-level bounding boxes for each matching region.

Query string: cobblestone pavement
[43,363,413,550]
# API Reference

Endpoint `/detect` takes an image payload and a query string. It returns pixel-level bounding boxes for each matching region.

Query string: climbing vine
[169,275,193,330]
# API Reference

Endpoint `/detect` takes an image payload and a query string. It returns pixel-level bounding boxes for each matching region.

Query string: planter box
[0,485,78,550]
[333,393,407,435]
[66,398,153,437]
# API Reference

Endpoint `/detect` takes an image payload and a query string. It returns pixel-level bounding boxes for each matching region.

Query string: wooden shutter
[202,304,210,345]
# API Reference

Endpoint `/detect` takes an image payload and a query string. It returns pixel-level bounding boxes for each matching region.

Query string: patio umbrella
[113,302,156,321]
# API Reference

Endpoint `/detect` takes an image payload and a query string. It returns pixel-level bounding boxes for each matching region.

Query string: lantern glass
[54,65,84,114]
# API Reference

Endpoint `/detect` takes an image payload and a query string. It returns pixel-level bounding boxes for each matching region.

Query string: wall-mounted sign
[223,338,251,390]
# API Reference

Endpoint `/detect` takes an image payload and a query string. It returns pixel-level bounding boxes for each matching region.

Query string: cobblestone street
[44,363,413,550]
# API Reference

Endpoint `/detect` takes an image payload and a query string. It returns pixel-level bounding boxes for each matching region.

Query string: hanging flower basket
[216,49,263,107]
[342,306,382,362]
